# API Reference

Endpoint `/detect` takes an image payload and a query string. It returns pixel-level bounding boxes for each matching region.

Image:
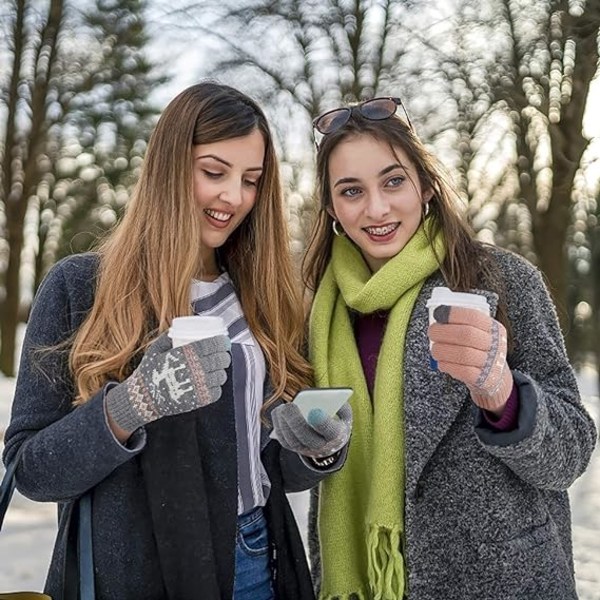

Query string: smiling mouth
[363,222,400,236]
[204,209,233,223]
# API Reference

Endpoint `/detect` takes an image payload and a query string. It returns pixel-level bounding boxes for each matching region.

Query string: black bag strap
[0,442,95,599]
[78,494,95,599]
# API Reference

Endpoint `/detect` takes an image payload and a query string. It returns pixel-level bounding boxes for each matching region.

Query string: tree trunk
[0,0,26,376]
[532,7,598,337]
[0,0,64,376]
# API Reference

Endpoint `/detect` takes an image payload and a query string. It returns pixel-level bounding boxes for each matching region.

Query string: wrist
[470,367,514,413]
[105,378,150,434]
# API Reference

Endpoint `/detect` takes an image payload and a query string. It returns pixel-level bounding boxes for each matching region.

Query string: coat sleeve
[474,256,597,490]
[2,256,145,502]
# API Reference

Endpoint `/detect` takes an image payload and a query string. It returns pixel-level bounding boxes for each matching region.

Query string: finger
[436,361,482,386]
[431,343,488,368]
[335,402,353,424]
[433,305,492,332]
[271,405,297,446]
[148,331,173,354]
[206,385,223,404]
[278,401,305,423]
[274,414,305,452]
[308,409,344,442]
[202,368,227,389]
[428,323,491,351]
[276,403,326,449]
[182,346,231,372]
[189,335,230,356]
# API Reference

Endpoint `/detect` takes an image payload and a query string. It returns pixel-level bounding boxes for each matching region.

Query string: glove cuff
[105,377,150,433]
[470,366,514,412]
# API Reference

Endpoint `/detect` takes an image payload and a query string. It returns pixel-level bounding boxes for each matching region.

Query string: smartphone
[293,387,353,419]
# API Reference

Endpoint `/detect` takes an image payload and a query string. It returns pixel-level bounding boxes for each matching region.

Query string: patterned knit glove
[271,401,352,458]
[106,332,231,432]
[428,305,513,413]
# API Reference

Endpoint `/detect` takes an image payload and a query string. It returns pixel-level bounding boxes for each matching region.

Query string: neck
[196,252,220,281]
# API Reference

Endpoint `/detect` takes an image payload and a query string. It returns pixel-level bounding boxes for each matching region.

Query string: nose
[219,178,244,207]
[365,190,391,220]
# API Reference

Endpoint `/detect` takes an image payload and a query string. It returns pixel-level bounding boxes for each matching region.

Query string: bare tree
[0,0,65,376]
[0,0,164,376]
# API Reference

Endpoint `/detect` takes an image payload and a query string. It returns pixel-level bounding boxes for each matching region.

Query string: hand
[271,400,352,458]
[427,305,513,414]
[106,332,231,432]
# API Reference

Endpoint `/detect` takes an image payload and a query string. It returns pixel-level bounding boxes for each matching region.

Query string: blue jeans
[233,506,275,600]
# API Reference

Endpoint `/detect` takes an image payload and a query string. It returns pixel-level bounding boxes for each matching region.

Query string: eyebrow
[196,154,263,172]
[333,163,404,188]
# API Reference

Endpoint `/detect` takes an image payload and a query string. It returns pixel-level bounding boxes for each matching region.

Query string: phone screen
[293,387,353,419]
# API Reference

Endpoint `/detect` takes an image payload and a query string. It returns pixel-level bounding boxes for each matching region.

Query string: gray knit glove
[271,401,352,458]
[106,332,231,432]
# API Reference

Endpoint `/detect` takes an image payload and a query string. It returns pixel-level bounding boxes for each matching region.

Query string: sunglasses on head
[312,97,413,143]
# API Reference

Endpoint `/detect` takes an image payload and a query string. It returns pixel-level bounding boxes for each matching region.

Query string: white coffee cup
[426,287,490,324]
[168,315,228,348]
[426,287,490,369]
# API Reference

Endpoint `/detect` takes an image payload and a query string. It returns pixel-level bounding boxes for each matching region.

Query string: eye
[203,170,223,179]
[340,187,362,198]
[243,178,259,188]
[386,175,405,187]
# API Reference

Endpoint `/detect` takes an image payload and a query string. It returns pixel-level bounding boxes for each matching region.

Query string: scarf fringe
[367,524,405,600]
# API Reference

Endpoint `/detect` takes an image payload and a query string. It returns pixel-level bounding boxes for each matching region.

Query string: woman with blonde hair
[304,97,595,600]
[3,82,351,600]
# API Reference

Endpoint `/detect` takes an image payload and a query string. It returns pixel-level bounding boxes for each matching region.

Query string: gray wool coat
[308,246,597,600]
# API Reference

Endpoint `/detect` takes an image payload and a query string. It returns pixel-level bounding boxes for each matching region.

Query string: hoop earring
[332,220,345,237]
[423,202,430,218]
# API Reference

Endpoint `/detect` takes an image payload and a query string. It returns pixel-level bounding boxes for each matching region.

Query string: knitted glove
[428,305,513,413]
[106,332,231,432]
[271,400,352,458]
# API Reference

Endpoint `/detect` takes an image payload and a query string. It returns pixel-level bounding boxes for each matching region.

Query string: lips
[204,208,234,229]
[363,222,400,236]
[204,209,233,222]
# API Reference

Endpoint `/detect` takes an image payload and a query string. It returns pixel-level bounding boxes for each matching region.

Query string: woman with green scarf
[302,97,596,600]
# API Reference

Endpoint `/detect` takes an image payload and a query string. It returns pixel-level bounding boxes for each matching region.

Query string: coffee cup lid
[426,286,489,312]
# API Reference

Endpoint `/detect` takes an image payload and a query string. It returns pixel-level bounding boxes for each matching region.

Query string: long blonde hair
[71,82,312,408]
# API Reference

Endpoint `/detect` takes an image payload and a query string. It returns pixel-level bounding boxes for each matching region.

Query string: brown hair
[302,112,512,342]
[71,82,312,409]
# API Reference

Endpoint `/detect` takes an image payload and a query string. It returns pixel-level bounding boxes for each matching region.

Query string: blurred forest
[1,0,599,385]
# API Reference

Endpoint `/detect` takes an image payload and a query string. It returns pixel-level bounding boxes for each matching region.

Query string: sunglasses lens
[360,98,398,120]
[315,108,351,134]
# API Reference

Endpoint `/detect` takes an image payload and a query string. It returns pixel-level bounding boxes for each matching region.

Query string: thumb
[307,408,344,441]
[147,331,172,355]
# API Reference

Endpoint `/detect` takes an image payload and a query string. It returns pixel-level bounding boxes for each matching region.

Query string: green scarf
[310,224,445,600]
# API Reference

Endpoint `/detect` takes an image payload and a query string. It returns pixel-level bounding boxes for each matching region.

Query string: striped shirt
[190,273,271,515]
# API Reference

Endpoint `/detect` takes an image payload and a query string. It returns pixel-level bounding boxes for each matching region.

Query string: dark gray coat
[3,253,337,599]
[309,246,596,600]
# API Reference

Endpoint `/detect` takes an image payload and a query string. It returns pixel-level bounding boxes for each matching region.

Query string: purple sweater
[353,311,518,431]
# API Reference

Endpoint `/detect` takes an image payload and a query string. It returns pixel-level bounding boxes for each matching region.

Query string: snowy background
[1,325,599,597]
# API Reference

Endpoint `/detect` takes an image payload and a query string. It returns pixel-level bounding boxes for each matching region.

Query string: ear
[422,188,434,203]
[326,206,337,220]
